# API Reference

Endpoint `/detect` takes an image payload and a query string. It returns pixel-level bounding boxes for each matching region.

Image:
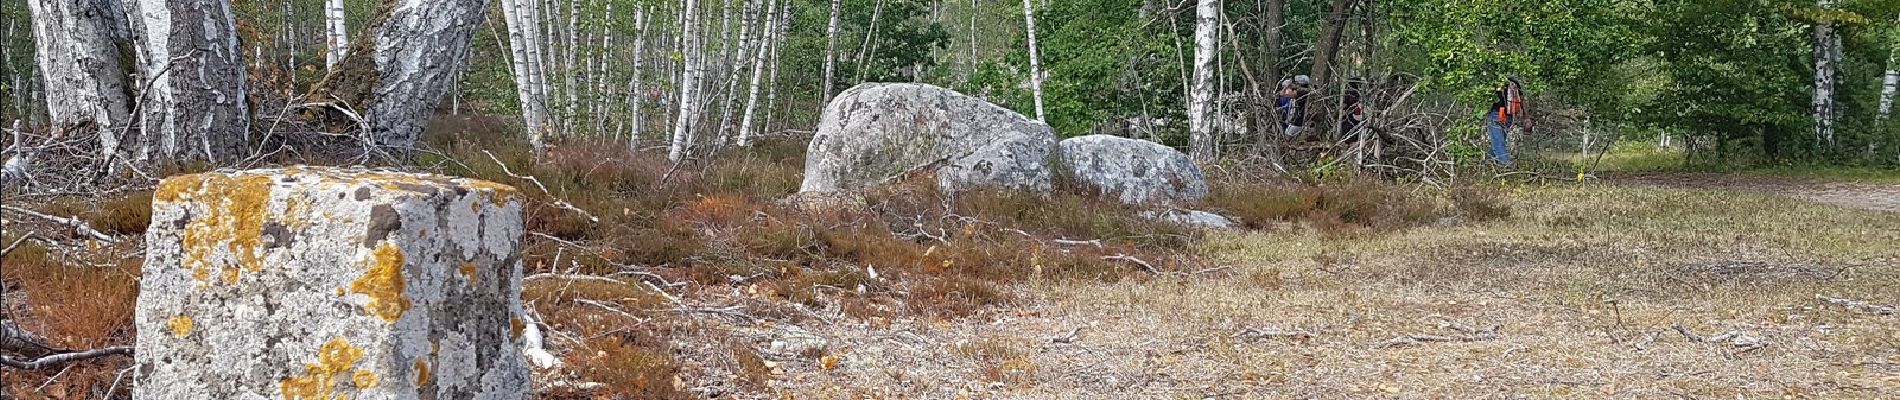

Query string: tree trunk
[325,0,347,70]
[762,2,788,135]
[853,0,886,83]
[502,0,552,157]
[1188,0,1218,162]
[736,0,778,146]
[129,0,249,164]
[26,0,133,157]
[1304,0,1355,135]
[1253,0,1285,155]
[1880,18,1897,122]
[822,0,841,101]
[622,7,649,149]
[591,0,614,136]
[1020,0,1045,122]
[318,0,492,157]
[968,0,977,80]
[716,0,763,144]
[1811,0,1840,147]
[670,0,704,162]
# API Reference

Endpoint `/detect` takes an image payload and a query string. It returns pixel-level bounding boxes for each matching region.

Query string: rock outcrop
[1055,135,1210,205]
[135,167,529,400]
[800,83,1055,193]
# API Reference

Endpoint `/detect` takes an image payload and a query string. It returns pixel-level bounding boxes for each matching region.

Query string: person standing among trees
[1278,75,1313,137]
[1485,78,1532,167]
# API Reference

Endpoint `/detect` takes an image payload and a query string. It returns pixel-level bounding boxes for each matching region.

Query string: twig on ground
[482,150,599,224]
[0,346,133,370]
[0,230,34,256]
[1,205,115,243]
[1235,326,1315,341]
[1049,327,1084,344]
[1816,294,1896,316]
[1376,322,1501,348]
[1102,254,1161,275]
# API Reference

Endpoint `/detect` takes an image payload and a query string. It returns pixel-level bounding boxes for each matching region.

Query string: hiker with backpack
[1486,78,1533,167]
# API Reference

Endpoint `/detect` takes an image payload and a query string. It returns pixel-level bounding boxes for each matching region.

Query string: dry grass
[1,239,142,399]
[762,181,1900,399]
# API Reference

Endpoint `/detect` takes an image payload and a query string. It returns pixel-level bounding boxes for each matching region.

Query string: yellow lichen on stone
[169,173,275,283]
[458,262,479,285]
[351,370,378,389]
[350,243,412,322]
[167,315,194,337]
[510,317,524,338]
[463,180,518,206]
[280,337,365,400]
[413,360,431,386]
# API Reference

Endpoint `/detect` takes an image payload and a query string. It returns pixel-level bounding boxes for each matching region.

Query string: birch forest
[4,0,1900,398]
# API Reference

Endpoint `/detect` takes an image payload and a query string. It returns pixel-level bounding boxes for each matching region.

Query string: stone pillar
[135,167,529,400]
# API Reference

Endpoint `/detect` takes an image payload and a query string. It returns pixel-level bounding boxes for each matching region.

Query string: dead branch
[1376,322,1501,348]
[1671,324,1705,343]
[1235,326,1315,341]
[481,150,599,224]
[1,205,115,243]
[0,230,34,256]
[1049,327,1084,344]
[0,346,133,370]
[1816,295,1896,316]
[1102,254,1161,275]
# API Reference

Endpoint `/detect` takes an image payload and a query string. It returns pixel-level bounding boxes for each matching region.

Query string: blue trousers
[1485,111,1513,167]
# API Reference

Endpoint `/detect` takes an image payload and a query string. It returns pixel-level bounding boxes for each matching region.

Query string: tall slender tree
[26,0,132,158]
[1188,0,1219,162]
[822,0,842,102]
[325,0,347,70]
[1812,0,1841,147]
[1021,0,1045,122]
[671,0,705,162]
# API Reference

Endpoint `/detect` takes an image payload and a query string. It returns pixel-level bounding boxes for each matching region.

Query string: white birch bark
[26,0,132,156]
[501,0,550,155]
[736,0,778,146]
[328,0,493,155]
[716,0,762,144]
[129,0,249,164]
[670,0,704,162]
[559,0,580,134]
[1881,18,1897,122]
[325,0,347,70]
[591,0,614,136]
[822,0,842,101]
[761,2,787,135]
[1020,0,1045,121]
[853,0,885,83]
[1188,0,1219,162]
[621,7,649,148]
[1812,0,1840,147]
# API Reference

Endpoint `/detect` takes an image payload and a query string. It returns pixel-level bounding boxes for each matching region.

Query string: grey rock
[136,167,529,400]
[800,83,1055,193]
[1055,134,1210,205]
[1140,209,1237,229]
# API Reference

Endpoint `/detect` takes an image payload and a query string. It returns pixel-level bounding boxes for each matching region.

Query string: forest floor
[746,176,1900,399]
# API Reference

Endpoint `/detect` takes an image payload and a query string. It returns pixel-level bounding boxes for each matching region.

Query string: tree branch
[0,347,133,370]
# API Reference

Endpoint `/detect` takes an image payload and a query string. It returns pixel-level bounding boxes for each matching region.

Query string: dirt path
[1605,172,1900,212]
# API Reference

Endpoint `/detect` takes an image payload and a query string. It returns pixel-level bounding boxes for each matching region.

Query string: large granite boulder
[136,167,529,400]
[800,83,1055,193]
[1055,135,1210,205]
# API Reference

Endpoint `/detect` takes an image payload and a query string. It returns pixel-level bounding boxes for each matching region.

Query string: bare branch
[0,347,133,370]
[482,150,599,224]
[1,205,115,243]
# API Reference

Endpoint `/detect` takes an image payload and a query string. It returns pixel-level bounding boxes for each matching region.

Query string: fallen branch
[1376,323,1501,348]
[482,150,599,224]
[1049,327,1083,344]
[0,346,133,370]
[0,230,34,256]
[1102,254,1161,275]
[1235,326,1315,341]
[1817,295,1896,316]
[1,205,115,243]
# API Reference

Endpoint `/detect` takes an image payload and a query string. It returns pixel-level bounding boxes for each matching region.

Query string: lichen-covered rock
[1055,135,1210,205]
[800,82,1055,193]
[135,167,529,400]
[1139,209,1237,229]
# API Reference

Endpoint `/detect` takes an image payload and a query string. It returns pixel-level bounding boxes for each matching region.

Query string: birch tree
[129,0,249,163]
[26,0,132,156]
[325,0,347,69]
[736,0,779,146]
[671,0,705,162]
[502,0,552,156]
[1021,0,1045,122]
[621,6,649,148]
[1188,0,1218,162]
[1811,0,1841,147]
[716,0,763,143]
[822,0,842,102]
[319,0,493,156]
[1880,15,1897,122]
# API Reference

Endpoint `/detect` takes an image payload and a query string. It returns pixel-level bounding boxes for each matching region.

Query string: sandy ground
[705,180,1900,400]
